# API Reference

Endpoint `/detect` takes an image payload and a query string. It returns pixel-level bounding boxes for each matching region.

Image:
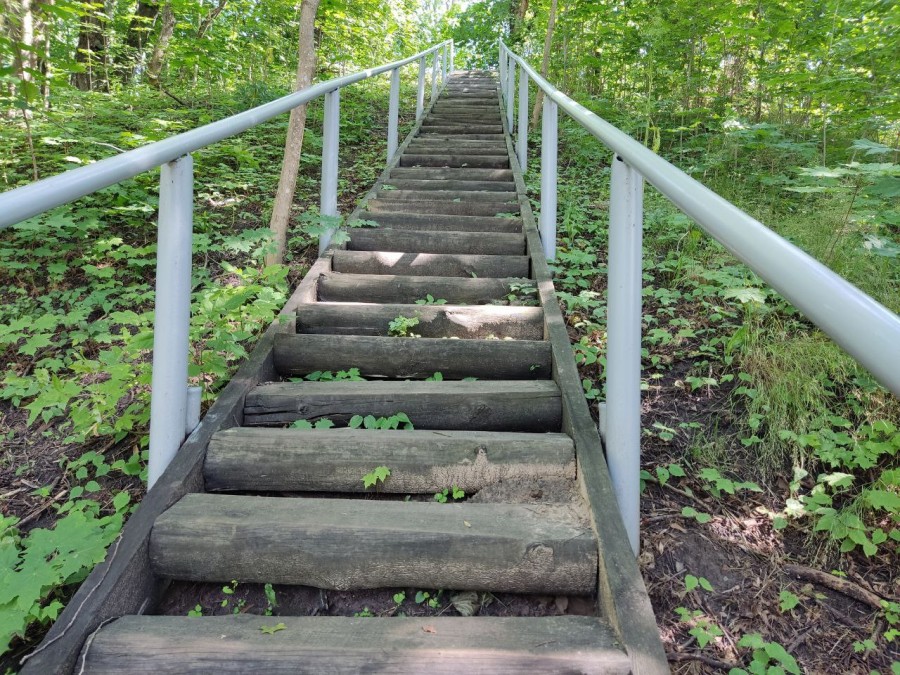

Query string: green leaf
[260,622,286,634]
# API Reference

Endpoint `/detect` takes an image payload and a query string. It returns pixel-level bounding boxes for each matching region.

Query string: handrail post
[517,69,528,172]
[147,153,194,489]
[449,40,454,75]
[416,55,426,121]
[387,67,400,162]
[606,155,644,555]
[430,50,440,103]
[499,43,506,101]
[505,56,515,132]
[539,96,558,261]
[441,43,448,84]
[319,88,340,254]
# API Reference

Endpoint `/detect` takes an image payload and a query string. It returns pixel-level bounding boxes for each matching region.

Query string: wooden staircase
[23,73,667,674]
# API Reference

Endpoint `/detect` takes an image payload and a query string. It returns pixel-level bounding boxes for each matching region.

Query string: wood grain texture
[375,189,518,202]
[331,250,528,278]
[347,229,524,255]
[81,615,629,674]
[242,380,562,431]
[353,212,522,233]
[204,428,574,492]
[273,333,551,379]
[150,495,596,593]
[295,302,544,340]
[380,179,516,192]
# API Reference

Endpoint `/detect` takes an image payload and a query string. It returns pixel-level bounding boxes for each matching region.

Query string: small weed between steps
[362,466,391,490]
[290,413,414,431]
[434,486,465,503]
[415,295,447,305]
[388,315,420,337]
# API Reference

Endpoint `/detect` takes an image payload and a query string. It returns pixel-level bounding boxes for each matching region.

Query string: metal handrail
[0,39,454,488]
[500,40,900,553]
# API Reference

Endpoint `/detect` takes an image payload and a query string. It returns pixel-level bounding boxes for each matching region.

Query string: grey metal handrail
[500,40,900,554]
[0,39,454,488]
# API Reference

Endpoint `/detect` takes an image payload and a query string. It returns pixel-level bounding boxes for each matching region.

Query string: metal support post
[430,50,440,103]
[387,67,400,162]
[606,155,645,556]
[539,97,558,261]
[449,41,454,75]
[147,154,194,489]
[319,88,340,254]
[517,70,528,172]
[499,44,506,102]
[505,58,515,132]
[416,56,426,121]
[441,44,448,84]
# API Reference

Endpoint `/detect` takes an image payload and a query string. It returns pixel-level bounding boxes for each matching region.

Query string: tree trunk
[146,2,175,85]
[266,0,321,266]
[120,0,162,83]
[197,0,227,38]
[72,8,107,91]
[529,0,557,130]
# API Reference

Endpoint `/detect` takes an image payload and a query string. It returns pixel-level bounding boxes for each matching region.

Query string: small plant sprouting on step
[187,604,203,617]
[291,418,336,430]
[388,315,420,337]
[260,622,286,635]
[415,590,442,609]
[434,486,465,503]
[426,372,443,381]
[494,211,518,219]
[393,591,406,605]
[362,466,391,489]
[301,368,364,382]
[264,583,277,617]
[350,413,414,430]
[354,607,375,617]
[415,294,447,306]
[507,282,539,306]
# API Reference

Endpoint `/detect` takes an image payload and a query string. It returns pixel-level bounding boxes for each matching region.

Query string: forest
[0,0,898,672]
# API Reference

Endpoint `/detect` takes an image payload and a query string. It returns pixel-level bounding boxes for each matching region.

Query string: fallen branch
[784,564,888,609]
[667,651,736,671]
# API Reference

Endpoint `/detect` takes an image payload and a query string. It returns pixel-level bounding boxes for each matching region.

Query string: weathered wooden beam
[273,333,551,378]
[204,428,574,492]
[80,615,630,674]
[296,302,544,340]
[347,229,524,255]
[150,495,597,593]
[242,380,562,431]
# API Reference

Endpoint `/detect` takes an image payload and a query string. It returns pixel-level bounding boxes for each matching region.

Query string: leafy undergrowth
[527,113,899,672]
[0,73,417,665]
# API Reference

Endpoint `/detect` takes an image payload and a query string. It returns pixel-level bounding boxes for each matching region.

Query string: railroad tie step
[382,179,516,192]
[149,495,595,592]
[400,155,509,169]
[401,146,510,157]
[367,196,518,216]
[316,272,530,304]
[79,615,629,674]
[386,168,514,182]
[355,212,521,232]
[346,229,525,255]
[330,250,528,277]
[294,301,544,339]
[242,380,561,430]
[273,333,551,379]
[374,189,518,202]
[205,428,572,492]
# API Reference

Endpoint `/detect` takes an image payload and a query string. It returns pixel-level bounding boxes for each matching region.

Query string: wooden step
[367,199,518,218]
[331,251,528,278]
[381,179,516,192]
[420,126,504,135]
[274,333,550,378]
[150,495,594,592]
[295,302,544,339]
[387,168,514,181]
[402,146,510,156]
[406,138,507,147]
[81,615,629,674]
[401,155,509,168]
[317,272,530,304]
[375,189,518,202]
[243,380,561,430]
[356,212,521,232]
[414,134,507,141]
[205,428,572,492]
[347,229,524,255]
